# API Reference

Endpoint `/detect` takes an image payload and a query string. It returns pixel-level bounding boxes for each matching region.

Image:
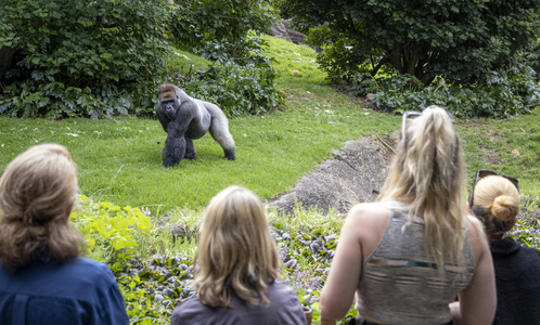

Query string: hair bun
[491,195,519,221]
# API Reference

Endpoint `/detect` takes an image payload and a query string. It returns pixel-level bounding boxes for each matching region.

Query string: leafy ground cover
[72,196,538,324]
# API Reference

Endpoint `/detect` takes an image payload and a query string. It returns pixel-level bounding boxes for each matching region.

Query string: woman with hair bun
[320,106,496,325]
[170,185,306,325]
[0,144,129,325]
[469,171,540,325]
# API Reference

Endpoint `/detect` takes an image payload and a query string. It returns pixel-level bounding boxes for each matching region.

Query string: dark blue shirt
[0,257,130,325]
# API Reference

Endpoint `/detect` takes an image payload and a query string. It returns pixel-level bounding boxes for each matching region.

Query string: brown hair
[194,186,279,307]
[0,143,84,270]
[380,106,469,268]
[471,175,520,237]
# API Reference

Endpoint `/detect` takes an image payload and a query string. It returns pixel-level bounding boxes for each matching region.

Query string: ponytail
[380,106,467,268]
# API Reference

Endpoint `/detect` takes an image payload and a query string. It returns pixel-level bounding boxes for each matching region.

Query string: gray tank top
[355,204,475,324]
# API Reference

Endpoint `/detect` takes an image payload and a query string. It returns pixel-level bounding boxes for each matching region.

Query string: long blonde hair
[0,143,83,270]
[194,186,279,307]
[472,175,519,238]
[380,106,467,267]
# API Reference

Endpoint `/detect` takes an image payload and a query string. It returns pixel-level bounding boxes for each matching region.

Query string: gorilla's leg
[184,137,197,159]
[162,123,186,167]
[209,118,235,160]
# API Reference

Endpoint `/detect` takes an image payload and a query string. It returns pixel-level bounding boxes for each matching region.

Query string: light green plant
[71,195,152,271]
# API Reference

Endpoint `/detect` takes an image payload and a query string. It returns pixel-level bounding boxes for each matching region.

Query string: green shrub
[71,195,152,272]
[170,59,284,116]
[349,61,540,118]
[168,0,275,57]
[0,0,168,118]
[71,196,193,323]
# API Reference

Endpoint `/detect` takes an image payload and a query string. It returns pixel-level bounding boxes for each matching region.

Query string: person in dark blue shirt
[0,143,130,325]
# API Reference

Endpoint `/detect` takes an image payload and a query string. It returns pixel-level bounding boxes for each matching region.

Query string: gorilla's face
[161,98,180,119]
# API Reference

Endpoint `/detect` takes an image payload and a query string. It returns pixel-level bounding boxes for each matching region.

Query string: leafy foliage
[349,60,540,118]
[511,218,540,248]
[71,196,152,272]
[281,0,540,84]
[169,59,284,117]
[0,0,169,118]
[70,196,343,323]
[168,0,275,58]
[161,1,284,117]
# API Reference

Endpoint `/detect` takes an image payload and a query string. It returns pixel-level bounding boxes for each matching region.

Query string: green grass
[260,34,328,87]
[166,48,213,73]
[457,109,540,202]
[0,109,397,213]
[0,34,538,215]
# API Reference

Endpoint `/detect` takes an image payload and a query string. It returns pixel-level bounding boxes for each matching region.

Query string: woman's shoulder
[65,257,111,272]
[171,296,213,324]
[60,257,116,285]
[266,281,302,301]
[346,201,393,233]
[464,215,491,264]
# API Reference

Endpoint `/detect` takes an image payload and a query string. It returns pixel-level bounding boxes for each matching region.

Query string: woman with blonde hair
[468,170,540,324]
[320,106,496,325]
[0,143,129,324]
[170,185,306,325]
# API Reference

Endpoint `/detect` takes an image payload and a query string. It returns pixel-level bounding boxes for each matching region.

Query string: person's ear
[507,218,517,230]
[65,203,73,220]
[466,201,473,213]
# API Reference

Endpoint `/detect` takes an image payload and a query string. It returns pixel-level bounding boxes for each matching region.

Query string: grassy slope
[457,109,540,202]
[0,35,538,214]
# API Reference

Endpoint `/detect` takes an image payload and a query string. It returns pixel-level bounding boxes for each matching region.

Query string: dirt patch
[268,136,395,216]
[478,148,502,165]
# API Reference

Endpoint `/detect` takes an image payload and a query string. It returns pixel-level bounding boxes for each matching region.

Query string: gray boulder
[268,137,390,216]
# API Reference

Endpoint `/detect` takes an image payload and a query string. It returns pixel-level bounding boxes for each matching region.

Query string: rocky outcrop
[268,19,306,44]
[268,137,392,216]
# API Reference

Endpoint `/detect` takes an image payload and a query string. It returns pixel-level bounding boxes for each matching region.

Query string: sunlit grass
[0,107,398,214]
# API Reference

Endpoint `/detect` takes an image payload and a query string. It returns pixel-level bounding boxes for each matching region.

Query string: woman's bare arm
[320,203,389,322]
[456,216,496,325]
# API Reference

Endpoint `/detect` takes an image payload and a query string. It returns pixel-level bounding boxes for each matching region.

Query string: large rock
[268,19,306,44]
[268,137,391,216]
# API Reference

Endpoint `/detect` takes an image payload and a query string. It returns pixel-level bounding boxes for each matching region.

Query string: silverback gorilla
[155,83,235,167]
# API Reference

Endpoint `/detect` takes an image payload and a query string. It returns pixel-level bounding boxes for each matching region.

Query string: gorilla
[155,83,235,167]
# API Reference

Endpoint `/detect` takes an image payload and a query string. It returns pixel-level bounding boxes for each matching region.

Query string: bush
[168,0,275,58]
[0,0,169,118]
[349,60,540,118]
[169,58,284,116]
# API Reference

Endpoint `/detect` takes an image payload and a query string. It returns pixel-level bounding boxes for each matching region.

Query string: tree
[280,0,540,84]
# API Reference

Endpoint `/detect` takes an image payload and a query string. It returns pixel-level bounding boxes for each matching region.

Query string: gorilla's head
[158,83,180,119]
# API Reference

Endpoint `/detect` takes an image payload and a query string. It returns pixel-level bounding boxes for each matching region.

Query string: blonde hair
[0,143,83,270]
[380,106,468,268]
[194,186,279,307]
[472,175,519,236]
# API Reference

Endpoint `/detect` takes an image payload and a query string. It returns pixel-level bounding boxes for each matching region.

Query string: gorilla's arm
[156,105,170,131]
[161,101,197,167]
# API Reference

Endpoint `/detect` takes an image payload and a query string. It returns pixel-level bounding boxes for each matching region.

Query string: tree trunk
[0,46,17,81]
